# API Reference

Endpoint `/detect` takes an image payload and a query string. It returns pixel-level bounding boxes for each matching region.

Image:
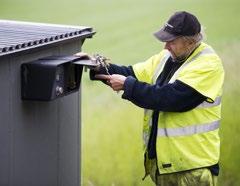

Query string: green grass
[1,0,240,185]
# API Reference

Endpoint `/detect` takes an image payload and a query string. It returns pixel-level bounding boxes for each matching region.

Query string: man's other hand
[74,52,100,71]
[95,74,127,91]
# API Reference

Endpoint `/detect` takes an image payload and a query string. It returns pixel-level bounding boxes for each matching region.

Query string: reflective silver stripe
[197,97,221,108]
[158,120,220,137]
[144,109,153,127]
[144,109,152,115]
[169,47,215,83]
[143,131,149,146]
[148,117,152,127]
[153,47,214,84]
[187,47,215,63]
[152,52,171,83]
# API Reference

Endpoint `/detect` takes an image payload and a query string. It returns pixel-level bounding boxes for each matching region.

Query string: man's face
[164,37,190,60]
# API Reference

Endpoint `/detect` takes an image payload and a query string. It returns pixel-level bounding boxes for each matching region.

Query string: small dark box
[21,56,96,101]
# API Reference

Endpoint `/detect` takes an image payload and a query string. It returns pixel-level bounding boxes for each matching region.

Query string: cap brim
[154,28,178,42]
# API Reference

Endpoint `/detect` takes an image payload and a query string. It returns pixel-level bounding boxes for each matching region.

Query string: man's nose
[164,42,170,50]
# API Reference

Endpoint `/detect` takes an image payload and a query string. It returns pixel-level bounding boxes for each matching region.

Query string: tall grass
[217,42,240,186]
[1,0,240,185]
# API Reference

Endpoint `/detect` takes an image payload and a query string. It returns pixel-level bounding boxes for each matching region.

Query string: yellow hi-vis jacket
[132,42,224,174]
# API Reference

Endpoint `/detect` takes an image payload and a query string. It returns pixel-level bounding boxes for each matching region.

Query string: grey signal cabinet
[0,20,95,186]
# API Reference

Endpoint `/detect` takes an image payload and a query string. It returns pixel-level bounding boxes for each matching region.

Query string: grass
[217,42,240,186]
[1,0,240,185]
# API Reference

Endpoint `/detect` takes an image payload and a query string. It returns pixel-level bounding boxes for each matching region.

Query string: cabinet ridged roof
[0,20,95,56]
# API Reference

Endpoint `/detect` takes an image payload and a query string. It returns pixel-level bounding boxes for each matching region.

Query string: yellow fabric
[156,130,220,174]
[142,110,153,150]
[177,55,224,101]
[132,50,168,83]
[133,42,224,176]
[133,50,169,151]
[158,106,221,128]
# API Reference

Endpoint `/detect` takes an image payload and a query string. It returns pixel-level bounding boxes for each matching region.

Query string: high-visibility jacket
[132,42,224,174]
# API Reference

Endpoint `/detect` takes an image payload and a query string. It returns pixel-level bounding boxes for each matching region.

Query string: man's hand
[95,74,127,91]
[74,52,94,60]
[74,52,100,71]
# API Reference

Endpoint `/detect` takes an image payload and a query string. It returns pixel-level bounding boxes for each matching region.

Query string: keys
[93,54,111,75]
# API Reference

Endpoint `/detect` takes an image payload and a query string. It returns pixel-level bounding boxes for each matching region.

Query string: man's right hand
[95,74,126,91]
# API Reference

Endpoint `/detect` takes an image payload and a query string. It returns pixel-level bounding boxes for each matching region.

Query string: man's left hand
[95,74,127,91]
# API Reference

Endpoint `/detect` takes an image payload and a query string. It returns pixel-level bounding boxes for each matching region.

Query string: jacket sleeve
[122,77,206,112]
[89,64,136,81]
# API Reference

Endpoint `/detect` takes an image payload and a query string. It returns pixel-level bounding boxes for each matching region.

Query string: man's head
[154,11,203,61]
[154,11,201,42]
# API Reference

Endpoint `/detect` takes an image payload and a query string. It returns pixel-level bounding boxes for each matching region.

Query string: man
[78,11,224,186]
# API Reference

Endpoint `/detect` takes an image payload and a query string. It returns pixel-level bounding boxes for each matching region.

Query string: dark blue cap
[154,11,201,42]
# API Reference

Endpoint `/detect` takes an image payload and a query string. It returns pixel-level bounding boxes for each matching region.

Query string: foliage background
[0,0,240,185]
